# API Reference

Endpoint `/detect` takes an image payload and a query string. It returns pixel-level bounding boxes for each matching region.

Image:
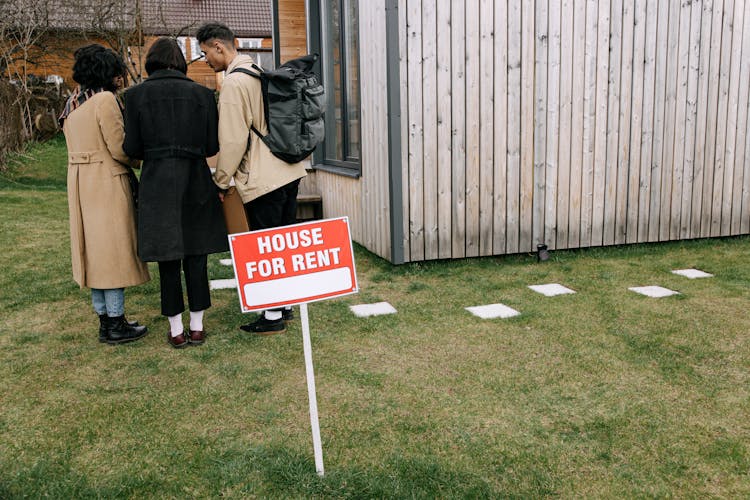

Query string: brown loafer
[188,330,205,345]
[167,331,189,349]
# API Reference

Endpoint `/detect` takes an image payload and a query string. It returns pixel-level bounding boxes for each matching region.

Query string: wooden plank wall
[398,0,750,262]
[359,0,392,257]
[314,0,391,259]
[19,34,274,90]
[277,0,308,63]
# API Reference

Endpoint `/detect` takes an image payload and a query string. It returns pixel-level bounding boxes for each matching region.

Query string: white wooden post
[300,302,324,476]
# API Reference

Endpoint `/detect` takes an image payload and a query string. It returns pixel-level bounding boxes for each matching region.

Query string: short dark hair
[196,22,235,46]
[145,37,188,75]
[72,44,127,92]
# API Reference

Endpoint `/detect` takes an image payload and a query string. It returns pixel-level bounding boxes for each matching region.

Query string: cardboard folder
[222,186,249,234]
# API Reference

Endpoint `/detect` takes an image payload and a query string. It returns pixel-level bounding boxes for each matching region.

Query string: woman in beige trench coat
[59,44,150,345]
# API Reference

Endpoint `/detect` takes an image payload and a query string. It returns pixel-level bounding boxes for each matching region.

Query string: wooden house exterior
[280,0,750,264]
[6,0,273,91]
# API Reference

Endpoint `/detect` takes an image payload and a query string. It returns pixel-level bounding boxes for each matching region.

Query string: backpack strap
[229,67,267,142]
[230,67,261,79]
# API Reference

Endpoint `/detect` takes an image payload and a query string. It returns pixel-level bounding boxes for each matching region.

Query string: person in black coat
[123,37,228,349]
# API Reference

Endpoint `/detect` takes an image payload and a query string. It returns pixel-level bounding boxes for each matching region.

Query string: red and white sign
[228,217,358,312]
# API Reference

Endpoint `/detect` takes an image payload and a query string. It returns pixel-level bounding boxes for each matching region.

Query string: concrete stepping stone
[465,303,520,319]
[219,258,233,266]
[528,283,576,296]
[671,268,713,279]
[628,286,679,298]
[209,278,237,290]
[350,302,397,318]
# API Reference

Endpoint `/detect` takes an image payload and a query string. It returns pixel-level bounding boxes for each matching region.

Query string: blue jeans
[91,288,125,317]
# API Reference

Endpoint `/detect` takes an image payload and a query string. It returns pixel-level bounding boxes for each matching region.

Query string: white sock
[168,314,184,337]
[265,310,282,321]
[189,310,204,331]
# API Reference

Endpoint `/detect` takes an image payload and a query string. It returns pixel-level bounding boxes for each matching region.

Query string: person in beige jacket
[59,45,150,345]
[197,23,307,335]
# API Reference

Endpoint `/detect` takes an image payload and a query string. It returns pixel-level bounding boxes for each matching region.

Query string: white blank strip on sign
[210,278,237,290]
[671,268,714,279]
[528,283,576,296]
[349,302,397,317]
[628,286,680,298]
[243,268,352,308]
[465,303,520,319]
[219,259,233,266]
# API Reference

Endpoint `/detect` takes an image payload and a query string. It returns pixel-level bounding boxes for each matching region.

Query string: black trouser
[244,179,300,313]
[244,179,300,231]
[158,255,210,316]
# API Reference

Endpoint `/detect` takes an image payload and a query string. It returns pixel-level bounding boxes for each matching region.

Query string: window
[236,38,274,69]
[246,49,274,70]
[318,0,360,173]
[176,36,188,58]
[175,37,204,63]
[189,38,204,62]
[237,38,263,49]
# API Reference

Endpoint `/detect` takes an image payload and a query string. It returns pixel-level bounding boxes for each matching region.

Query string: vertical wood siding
[389,0,750,261]
[315,0,391,259]
[277,0,307,63]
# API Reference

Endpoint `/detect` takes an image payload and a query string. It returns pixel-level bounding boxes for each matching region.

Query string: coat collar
[226,54,255,74]
[145,69,193,82]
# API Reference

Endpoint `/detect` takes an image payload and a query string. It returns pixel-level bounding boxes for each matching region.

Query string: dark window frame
[240,47,275,70]
[307,0,361,178]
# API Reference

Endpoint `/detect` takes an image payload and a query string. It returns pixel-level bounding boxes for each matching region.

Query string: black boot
[98,314,108,343]
[99,315,142,343]
[105,315,148,345]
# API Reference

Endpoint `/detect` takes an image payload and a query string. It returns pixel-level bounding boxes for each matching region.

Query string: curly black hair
[196,22,235,46]
[72,44,127,92]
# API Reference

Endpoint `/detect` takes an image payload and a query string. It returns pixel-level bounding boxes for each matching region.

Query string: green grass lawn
[1,137,749,498]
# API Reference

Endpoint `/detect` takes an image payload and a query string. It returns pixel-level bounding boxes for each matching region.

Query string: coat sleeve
[97,93,137,167]
[206,90,220,157]
[121,90,143,161]
[214,78,252,190]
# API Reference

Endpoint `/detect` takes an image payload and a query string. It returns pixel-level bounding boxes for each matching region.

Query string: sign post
[300,303,324,475]
[228,217,358,476]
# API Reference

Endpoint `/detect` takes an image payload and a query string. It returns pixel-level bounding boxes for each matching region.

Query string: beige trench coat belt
[69,151,130,176]
[68,151,109,164]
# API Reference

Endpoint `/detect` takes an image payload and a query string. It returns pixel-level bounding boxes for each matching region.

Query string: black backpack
[231,54,326,164]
